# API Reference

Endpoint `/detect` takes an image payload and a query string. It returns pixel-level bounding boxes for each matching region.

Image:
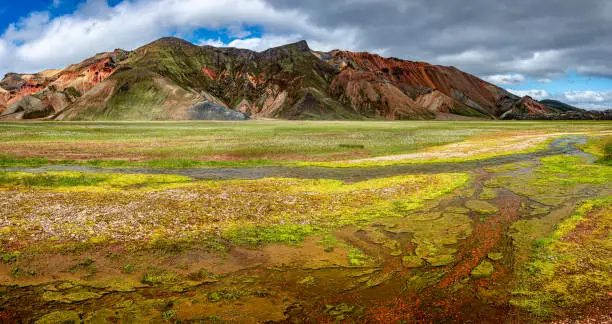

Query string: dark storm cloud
[265,0,612,79]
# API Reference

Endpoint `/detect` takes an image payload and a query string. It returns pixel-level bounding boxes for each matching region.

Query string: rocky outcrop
[3,95,54,119]
[0,50,127,119]
[188,101,248,120]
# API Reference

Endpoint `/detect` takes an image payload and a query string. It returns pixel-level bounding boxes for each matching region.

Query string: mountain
[507,99,612,120]
[0,37,606,121]
[538,99,583,112]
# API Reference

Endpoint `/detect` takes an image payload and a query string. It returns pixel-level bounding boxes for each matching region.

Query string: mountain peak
[259,40,311,58]
[290,40,310,51]
[144,37,197,49]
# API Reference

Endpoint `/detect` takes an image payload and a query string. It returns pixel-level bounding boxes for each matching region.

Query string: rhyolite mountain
[0,37,607,120]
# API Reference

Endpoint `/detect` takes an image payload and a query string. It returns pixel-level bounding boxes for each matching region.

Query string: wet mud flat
[0,136,610,323]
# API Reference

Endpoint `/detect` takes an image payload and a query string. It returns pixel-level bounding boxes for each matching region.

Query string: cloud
[573,103,612,110]
[265,0,612,79]
[0,0,359,76]
[504,89,612,110]
[199,38,225,47]
[563,90,612,103]
[485,74,525,85]
[506,89,550,100]
[1,0,612,86]
[537,78,552,84]
[3,12,51,43]
[200,34,301,51]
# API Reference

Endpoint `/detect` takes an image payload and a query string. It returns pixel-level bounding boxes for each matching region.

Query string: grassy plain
[0,121,610,323]
[0,120,610,168]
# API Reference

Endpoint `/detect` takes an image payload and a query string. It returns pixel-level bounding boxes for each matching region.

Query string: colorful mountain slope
[0,37,603,121]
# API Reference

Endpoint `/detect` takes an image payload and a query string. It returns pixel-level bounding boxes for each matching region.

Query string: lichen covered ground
[0,122,610,323]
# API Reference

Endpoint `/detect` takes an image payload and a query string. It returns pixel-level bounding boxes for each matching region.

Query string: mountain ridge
[1,38,609,120]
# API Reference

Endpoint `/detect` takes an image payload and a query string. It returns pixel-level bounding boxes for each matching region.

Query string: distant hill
[539,99,583,112]
[0,37,607,120]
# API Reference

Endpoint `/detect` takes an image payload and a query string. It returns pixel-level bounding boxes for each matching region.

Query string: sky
[0,0,611,110]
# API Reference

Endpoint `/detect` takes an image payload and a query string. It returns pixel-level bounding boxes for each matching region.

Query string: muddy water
[1,136,608,323]
[0,137,587,182]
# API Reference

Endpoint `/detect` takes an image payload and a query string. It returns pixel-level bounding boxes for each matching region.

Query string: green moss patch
[478,187,498,200]
[35,310,81,324]
[383,212,473,267]
[0,171,193,191]
[142,267,180,285]
[511,197,612,316]
[42,291,103,303]
[487,252,504,261]
[470,260,494,278]
[465,200,499,214]
[487,155,612,207]
[401,255,425,268]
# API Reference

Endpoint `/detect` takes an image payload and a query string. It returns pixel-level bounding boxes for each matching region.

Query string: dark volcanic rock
[3,95,55,119]
[188,101,249,120]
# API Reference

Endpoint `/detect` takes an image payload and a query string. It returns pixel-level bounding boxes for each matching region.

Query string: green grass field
[0,120,610,168]
[0,121,610,323]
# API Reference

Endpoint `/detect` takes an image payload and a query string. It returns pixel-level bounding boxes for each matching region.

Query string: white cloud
[199,38,226,47]
[0,39,6,58]
[370,48,389,56]
[436,48,498,66]
[229,35,301,51]
[3,12,51,43]
[0,0,359,77]
[485,73,525,85]
[506,89,550,100]
[504,89,612,110]
[503,50,565,75]
[537,78,552,84]
[573,103,612,111]
[202,34,302,52]
[563,90,612,103]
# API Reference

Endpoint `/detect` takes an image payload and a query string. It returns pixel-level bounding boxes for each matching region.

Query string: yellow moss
[511,197,612,315]
[0,171,193,192]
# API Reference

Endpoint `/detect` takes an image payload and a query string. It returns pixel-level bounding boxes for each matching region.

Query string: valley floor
[0,121,610,323]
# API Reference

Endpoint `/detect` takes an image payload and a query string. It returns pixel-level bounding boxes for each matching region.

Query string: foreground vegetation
[0,121,610,323]
[0,172,467,250]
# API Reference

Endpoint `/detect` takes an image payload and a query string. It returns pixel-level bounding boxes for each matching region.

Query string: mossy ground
[480,137,612,319]
[0,172,468,250]
[485,154,612,206]
[580,135,612,165]
[510,197,612,317]
[0,122,610,322]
